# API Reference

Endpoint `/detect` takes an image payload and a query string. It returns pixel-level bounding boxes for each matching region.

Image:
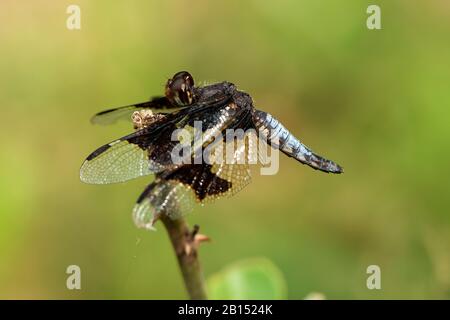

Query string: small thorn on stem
[194,233,210,245]
[184,224,210,256]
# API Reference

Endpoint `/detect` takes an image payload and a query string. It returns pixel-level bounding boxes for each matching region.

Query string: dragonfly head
[165,71,195,106]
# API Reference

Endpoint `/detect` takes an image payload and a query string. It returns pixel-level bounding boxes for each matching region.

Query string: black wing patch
[164,165,231,201]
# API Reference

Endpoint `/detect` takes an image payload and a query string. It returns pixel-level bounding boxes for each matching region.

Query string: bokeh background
[1,0,449,299]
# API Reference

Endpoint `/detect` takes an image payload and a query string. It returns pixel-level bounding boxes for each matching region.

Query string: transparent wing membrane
[80,140,155,184]
[90,97,174,125]
[132,180,196,230]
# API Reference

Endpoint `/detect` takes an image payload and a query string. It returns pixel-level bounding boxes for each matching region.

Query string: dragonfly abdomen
[252,110,343,174]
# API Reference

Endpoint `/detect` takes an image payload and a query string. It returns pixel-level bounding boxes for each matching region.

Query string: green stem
[160,215,208,300]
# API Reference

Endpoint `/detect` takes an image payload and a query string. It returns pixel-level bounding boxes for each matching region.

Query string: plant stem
[160,214,208,300]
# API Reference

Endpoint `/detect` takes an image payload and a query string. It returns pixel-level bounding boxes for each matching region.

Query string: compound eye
[183,73,194,88]
[165,71,195,106]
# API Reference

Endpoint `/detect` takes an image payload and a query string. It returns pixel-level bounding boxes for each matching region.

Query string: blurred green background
[1,0,449,299]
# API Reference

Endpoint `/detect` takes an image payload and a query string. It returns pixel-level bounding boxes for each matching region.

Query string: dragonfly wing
[80,96,238,184]
[90,97,176,125]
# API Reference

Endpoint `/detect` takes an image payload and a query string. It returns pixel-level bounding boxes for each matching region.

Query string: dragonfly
[80,71,343,230]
